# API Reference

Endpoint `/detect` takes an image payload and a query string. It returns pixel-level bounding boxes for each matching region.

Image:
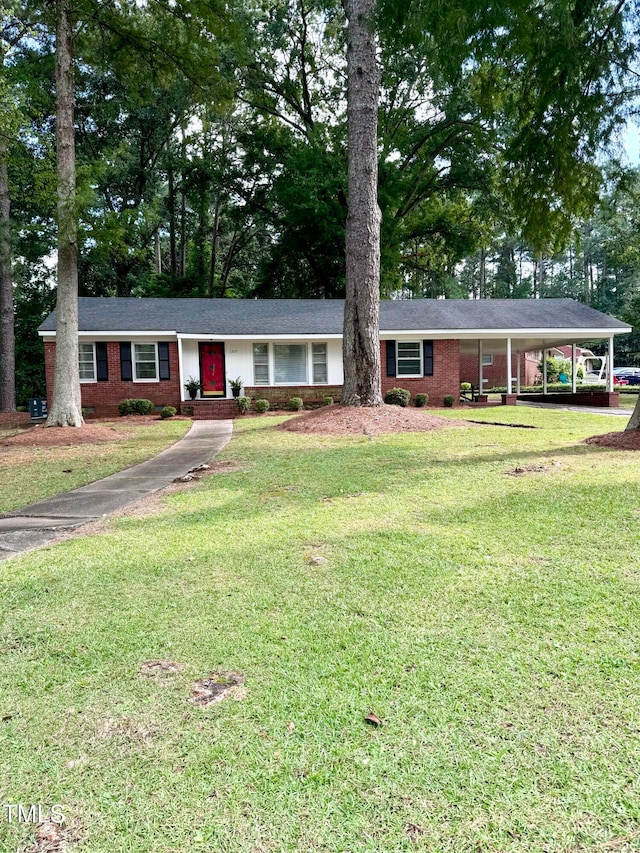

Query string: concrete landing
[0,420,233,560]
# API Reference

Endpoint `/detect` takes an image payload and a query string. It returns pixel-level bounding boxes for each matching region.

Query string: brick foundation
[517,392,620,407]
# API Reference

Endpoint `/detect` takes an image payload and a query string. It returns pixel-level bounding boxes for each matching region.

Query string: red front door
[199,342,226,397]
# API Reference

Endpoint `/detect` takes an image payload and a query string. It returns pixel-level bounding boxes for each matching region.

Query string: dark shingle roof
[39,297,631,335]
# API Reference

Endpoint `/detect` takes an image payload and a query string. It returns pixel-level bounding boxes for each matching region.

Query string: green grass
[1,409,639,852]
[0,418,191,514]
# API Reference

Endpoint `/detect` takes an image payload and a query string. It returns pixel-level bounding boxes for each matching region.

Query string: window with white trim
[481,353,494,366]
[133,343,158,380]
[396,341,422,376]
[312,343,328,384]
[274,344,307,384]
[253,343,269,385]
[78,343,96,381]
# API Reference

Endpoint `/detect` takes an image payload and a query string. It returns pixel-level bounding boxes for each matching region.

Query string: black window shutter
[96,342,109,381]
[423,340,434,376]
[386,340,396,377]
[158,342,170,380]
[120,342,133,381]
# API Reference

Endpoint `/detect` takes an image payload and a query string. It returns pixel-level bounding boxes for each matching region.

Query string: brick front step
[181,400,237,419]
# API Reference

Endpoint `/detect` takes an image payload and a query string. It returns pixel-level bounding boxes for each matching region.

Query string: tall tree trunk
[0,145,15,412]
[208,195,220,297]
[627,396,640,430]
[341,0,383,407]
[167,146,177,276]
[47,0,83,427]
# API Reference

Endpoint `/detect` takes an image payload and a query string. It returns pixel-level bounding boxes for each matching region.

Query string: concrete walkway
[517,401,631,417]
[0,420,233,561]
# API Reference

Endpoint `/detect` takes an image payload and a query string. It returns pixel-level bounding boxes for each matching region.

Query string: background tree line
[2,0,639,408]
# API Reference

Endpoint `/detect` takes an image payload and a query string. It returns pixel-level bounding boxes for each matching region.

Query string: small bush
[384,387,411,407]
[460,382,471,391]
[289,397,304,411]
[118,398,155,416]
[323,395,334,406]
[235,396,250,413]
[414,393,428,407]
[443,394,455,408]
[254,398,270,414]
[160,406,176,419]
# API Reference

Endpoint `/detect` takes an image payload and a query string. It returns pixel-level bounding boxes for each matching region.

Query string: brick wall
[244,385,343,407]
[460,351,538,388]
[381,339,460,406]
[44,341,181,418]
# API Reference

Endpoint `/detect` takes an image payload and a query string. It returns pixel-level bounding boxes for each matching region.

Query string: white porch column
[516,352,521,394]
[177,336,185,403]
[506,337,512,394]
[571,343,577,393]
[543,349,548,394]
[478,340,483,392]
[608,336,614,392]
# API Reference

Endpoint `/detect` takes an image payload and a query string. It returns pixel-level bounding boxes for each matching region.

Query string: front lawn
[1,408,639,852]
[0,418,191,514]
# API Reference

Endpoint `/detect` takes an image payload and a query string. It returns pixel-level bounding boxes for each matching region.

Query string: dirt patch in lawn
[277,404,472,436]
[584,430,640,450]
[190,672,246,706]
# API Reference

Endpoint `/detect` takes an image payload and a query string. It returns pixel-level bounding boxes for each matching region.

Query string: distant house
[39,297,631,417]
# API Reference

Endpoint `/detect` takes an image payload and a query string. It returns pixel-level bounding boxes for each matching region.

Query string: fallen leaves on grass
[190,672,246,706]
[364,712,383,726]
[21,821,68,853]
[405,822,425,844]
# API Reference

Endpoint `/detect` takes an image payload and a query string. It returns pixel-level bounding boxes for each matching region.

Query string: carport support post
[478,340,483,392]
[571,343,577,393]
[543,350,548,395]
[506,337,512,394]
[608,336,614,392]
[516,353,521,394]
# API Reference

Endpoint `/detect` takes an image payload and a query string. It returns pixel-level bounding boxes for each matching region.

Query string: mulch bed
[277,403,472,436]
[1,423,133,448]
[584,430,640,450]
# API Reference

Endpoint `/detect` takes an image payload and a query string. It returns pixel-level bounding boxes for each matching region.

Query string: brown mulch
[1,423,133,448]
[276,404,472,436]
[584,430,640,450]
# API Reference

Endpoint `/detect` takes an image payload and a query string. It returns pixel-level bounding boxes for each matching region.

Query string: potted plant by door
[229,377,244,398]
[185,376,202,400]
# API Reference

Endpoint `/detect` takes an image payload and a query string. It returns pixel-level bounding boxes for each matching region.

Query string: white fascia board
[380,327,632,339]
[177,333,343,340]
[39,330,178,339]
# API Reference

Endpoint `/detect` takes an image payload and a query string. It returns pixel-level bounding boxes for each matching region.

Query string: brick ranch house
[39,297,631,418]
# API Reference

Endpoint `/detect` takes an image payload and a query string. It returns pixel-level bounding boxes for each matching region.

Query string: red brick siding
[244,385,343,407]
[44,341,181,418]
[460,351,538,388]
[381,339,460,406]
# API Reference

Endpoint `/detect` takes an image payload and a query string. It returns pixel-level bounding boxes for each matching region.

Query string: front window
[481,353,494,366]
[134,343,158,380]
[274,344,307,384]
[78,343,96,381]
[396,341,422,376]
[312,343,328,384]
[253,344,269,385]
